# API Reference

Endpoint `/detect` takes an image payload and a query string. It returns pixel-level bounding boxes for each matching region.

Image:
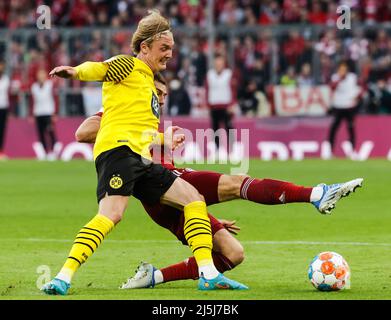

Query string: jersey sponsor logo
[151,91,160,119]
[109,175,123,189]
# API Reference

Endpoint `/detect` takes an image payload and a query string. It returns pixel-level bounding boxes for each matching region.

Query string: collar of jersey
[133,57,154,78]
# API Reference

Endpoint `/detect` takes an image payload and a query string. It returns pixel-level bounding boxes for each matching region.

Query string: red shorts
[141,168,224,244]
[171,168,222,205]
[142,202,225,245]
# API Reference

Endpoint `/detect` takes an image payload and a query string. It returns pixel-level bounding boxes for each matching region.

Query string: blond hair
[131,9,171,55]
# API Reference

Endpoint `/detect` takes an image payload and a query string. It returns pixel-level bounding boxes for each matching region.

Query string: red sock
[160,251,235,282]
[240,177,312,204]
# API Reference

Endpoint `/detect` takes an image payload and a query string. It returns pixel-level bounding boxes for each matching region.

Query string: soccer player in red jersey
[75,73,363,289]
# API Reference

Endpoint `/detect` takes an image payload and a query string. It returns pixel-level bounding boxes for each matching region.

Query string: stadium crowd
[0,0,390,117]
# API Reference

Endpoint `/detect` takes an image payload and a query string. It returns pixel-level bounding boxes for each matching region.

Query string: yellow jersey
[74,55,161,160]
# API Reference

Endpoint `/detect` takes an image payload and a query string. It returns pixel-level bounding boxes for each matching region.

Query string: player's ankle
[153,269,164,284]
[199,264,219,280]
[310,186,324,202]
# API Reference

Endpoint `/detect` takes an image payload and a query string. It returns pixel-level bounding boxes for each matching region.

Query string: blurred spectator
[367,30,391,83]
[281,30,306,70]
[69,0,95,26]
[0,60,10,159]
[243,6,258,26]
[315,30,337,57]
[238,79,259,117]
[167,2,183,27]
[280,66,297,86]
[258,0,281,25]
[367,79,391,114]
[328,62,362,154]
[325,2,339,26]
[82,83,102,117]
[167,78,191,116]
[297,63,314,86]
[30,69,58,161]
[206,55,235,149]
[308,1,327,24]
[0,0,390,117]
[245,57,268,92]
[346,30,369,63]
[255,30,273,63]
[219,0,244,25]
[189,38,208,87]
[0,0,389,29]
[281,0,304,24]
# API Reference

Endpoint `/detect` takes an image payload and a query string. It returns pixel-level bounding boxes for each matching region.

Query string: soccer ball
[308,251,351,291]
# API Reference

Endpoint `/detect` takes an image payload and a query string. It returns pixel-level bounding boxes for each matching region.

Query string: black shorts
[95,146,177,204]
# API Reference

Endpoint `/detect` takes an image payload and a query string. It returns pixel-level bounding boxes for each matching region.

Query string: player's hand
[49,66,77,79]
[164,126,185,150]
[172,132,185,150]
[219,219,240,235]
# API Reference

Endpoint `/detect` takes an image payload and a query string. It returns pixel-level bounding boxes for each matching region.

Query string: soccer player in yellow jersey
[41,10,247,295]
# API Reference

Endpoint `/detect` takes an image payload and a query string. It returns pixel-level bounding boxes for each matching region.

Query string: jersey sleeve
[103,55,135,83]
[74,55,135,83]
[74,61,108,81]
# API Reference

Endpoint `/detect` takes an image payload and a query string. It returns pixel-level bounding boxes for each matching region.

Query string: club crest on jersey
[151,91,160,119]
[110,175,123,189]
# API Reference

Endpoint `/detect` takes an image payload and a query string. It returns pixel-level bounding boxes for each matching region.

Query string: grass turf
[0,159,390,300]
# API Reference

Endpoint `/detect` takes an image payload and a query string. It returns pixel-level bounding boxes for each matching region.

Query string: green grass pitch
[0,159,390,300]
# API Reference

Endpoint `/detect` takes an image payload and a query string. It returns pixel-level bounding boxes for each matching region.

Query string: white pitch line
[1,238,391,247]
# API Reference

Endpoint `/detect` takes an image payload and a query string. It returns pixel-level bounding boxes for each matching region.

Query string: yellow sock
[56,214,114,283]
[183,201,213,268]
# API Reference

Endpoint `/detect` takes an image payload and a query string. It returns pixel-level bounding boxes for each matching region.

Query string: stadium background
[0,0,391,301]
[0,0,390,160]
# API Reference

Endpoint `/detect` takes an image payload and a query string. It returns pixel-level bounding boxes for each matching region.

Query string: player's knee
[230,244,245,266]
[187,187,204,203]
[195,193,205,203]
[223,241,245,267]
[182,183,205,204]
[98,196,127,224]
[108,211,124,224]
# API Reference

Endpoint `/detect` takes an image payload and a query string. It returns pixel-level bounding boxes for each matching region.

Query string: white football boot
[120,262,156,289]
[312,178,364,214]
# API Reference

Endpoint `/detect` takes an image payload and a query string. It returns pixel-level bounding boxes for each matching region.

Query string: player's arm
[75,114,102,143]
[49,62,108,82]
[50,55,135,82]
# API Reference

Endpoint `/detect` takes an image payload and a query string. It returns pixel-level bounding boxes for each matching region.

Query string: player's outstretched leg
[311,178,363,214]
[198,272,248,290]
[120,261,248,290]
